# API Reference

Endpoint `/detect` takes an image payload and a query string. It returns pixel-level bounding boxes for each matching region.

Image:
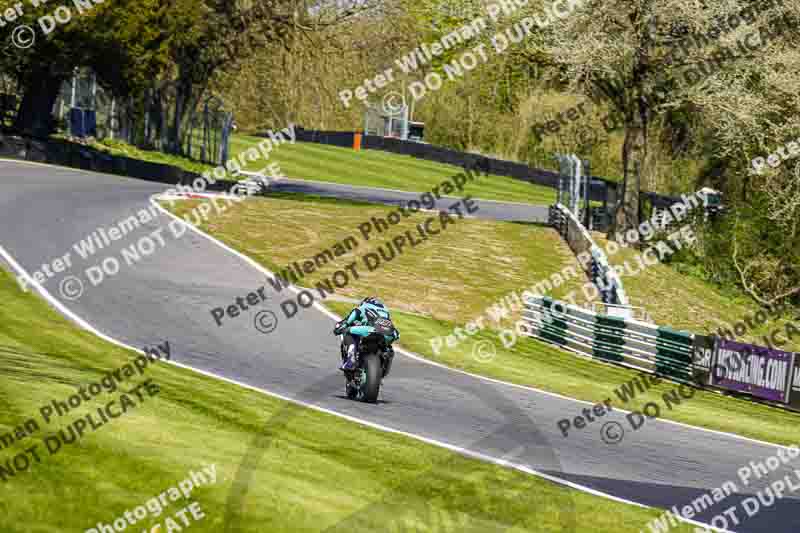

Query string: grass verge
[594,231,800,351]
[0,266,690,532]
[163,194,800,446]
[325,302,800,447]
[231,135,557,205]
[89,136,557,205]
[167,193,585,324]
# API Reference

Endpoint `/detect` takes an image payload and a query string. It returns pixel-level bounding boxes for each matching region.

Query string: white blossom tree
[530,0,800,240]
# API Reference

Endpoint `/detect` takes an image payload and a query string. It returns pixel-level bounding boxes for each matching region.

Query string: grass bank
[89,136,557,205]
[326,302,800,447]
[0,265,689,532]
[164,194,800,446]
[231,135,557,205]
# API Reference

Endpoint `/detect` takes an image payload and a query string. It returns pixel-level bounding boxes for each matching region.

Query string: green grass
[88,138,217,175]
[86,136,794,348]
[163,194,800,447]
[594,231,800,350]
[88,135,557,205]
[166,194,788,337]
[167,193,584,324]
[0,266,692,532]
[325,302,800,447]
[230,135,557,205]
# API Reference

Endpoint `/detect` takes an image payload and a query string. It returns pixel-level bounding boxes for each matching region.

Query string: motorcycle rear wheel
[361,353,382,403]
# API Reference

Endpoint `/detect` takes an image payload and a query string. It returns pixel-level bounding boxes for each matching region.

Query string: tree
[684,2,800,306]
[217,0,409,131]
[0,0,173,137]
[0,0,340,140]
[531,0,799,238]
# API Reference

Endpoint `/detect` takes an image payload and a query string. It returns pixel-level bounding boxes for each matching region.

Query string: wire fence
[50,69,233,166]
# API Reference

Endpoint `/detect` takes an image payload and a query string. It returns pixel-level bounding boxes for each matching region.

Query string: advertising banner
[711,340,795,404]
[691,334,716,385]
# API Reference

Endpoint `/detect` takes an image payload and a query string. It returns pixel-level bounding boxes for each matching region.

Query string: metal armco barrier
[523,295,693,382]
[290,127,695,214]
[549,203,629,311]
[523,294,800,410]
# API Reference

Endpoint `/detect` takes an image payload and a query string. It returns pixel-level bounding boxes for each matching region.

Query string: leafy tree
[0,0,172,137]
[531,0,800,238]
[0,0,334,141]
[686,2,800,305]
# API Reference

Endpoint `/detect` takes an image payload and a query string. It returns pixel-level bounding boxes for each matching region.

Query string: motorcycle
[337,318,396,403]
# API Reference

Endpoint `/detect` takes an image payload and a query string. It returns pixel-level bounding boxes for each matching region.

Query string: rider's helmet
[361,296,385,309]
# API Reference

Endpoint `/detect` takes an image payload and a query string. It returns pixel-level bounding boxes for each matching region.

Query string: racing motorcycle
[336,317,396,403]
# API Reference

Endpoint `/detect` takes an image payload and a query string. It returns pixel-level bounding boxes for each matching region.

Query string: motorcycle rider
[333,296,399,371]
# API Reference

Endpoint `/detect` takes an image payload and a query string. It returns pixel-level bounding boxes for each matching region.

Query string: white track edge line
[0,174,752,533]
[153,197,761,530]
[150,200,725,520]
[2,154,781,452]
[0,239,682,524]
[0,238,729,533]
[152,196,791,453]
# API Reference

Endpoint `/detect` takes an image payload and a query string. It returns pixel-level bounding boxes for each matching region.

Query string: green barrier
[592,340,625,362]
[538,321,569,346]
[655,326,693,380]
[528,297,692,375]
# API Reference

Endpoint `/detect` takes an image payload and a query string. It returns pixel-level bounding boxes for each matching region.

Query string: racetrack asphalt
[1,160,799,532]
[241,172,551,223]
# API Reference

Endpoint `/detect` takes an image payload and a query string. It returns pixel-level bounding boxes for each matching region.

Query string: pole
[70,69,77,108]
[583,159,591,229]
[571,154,581,216]
[109,97,116,140]
[91,72,97,110]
